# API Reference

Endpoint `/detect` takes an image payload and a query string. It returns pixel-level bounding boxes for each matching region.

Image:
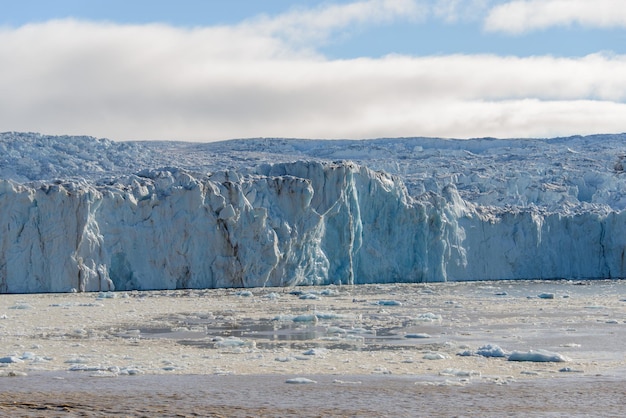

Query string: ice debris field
[1,280,625,416]
[2,132,626,293]
[1,281,626,380]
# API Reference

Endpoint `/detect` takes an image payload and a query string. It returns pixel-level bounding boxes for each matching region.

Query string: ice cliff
[2,132,626,293]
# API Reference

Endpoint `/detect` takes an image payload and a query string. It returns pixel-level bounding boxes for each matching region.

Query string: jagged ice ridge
[2,132,626,293]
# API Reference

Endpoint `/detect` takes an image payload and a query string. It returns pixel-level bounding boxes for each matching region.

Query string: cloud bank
[0,0,625,141]
[485,0,626,34]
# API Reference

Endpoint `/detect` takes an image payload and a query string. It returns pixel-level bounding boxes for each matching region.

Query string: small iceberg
[286,377,317,384]
[423,352,449,360]
[215,337,256,349]
[0,356,24,363]
[405,333,431,339]
[302,348,327,356]
[508,349,570,362]
[235,290,253,297]
[476,344,508,358]
[415,312,442,322]
[292,314,318,323]
[439,368,481,377]
[375,300,402,306]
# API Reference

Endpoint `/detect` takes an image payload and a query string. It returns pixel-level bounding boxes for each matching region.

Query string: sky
[1,0,626,142]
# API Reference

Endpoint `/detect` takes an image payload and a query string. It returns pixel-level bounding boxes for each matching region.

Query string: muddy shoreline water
[1,372,625,417]
[1,280,625,416]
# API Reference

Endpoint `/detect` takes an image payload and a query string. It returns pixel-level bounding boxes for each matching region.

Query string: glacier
[1,132,626,293]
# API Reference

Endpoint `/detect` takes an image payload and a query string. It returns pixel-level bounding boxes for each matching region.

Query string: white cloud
[485,0,626,34]
[247,0,426,47]
[0,1,625,141]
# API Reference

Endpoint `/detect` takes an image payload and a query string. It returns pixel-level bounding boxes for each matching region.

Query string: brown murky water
[1,372,625,417]
[1,280,626,416]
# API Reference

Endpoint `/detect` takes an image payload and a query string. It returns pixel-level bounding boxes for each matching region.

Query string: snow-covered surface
[2,132,626,292]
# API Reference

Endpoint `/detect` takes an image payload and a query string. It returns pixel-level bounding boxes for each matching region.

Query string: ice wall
[0,162,435,292]
[2,160,626,293]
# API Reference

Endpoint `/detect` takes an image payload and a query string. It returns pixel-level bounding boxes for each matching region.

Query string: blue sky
[3,0,624,57]
[1,0,626,141]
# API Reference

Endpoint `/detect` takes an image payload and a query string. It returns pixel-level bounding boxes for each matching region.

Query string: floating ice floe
[520,370,541,376]
[302,348,327,356]
[118,368,143,375]
[559,367,583,373]
[375,300,402,306]
[69,364,107,372]
[347,327,374,335]
[70,365,144,376]
[117,329,142,338]
[326,326,347,335]
[560,343,581,348]
[508,349,570,362]
[19,352,51,363]
[275,310,346,323]
[65,357,90,364]
[458,344,570,362]
[315,312,345,320]
[439,368,481,377]
[235,290,253,297]
[0,356,24,363]
[0,371,27,377]
[415,312,442,322]
[475,344,509,358]
[333,379,362,384]
[344,335,366,343]
[291,314,318,323]
[272,314,294,321]
[417,379,469,387]
[405,333,431,339]
[215,337,256,349]
[285,377,317,384]
[9,303,32,310]
[423,352,449,360]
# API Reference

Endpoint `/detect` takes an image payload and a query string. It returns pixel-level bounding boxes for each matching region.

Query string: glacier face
[2,132,626,293]
[0,161,438,292]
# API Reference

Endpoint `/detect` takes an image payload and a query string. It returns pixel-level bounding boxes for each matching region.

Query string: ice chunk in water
[285,377,317,384]
[508,349,570,362]
[476,344,508,358]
